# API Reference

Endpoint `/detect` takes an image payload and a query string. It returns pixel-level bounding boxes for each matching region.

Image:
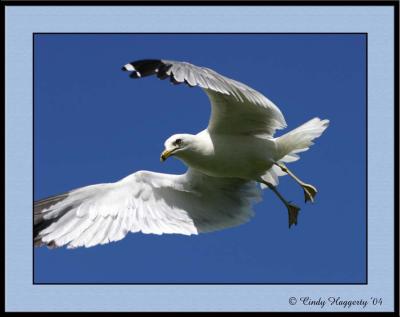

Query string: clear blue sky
[34,34,366,284]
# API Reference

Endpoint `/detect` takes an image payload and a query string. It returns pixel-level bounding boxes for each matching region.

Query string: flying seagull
[34,59,329,249]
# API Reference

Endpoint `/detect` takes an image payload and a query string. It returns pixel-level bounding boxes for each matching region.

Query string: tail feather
[277,117,329,158]
[261,117,329,187]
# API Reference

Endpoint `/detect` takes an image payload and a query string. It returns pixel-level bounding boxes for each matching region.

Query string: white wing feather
[34,169,261,249]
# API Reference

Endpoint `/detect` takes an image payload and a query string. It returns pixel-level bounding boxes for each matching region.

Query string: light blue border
[5,5,395,312]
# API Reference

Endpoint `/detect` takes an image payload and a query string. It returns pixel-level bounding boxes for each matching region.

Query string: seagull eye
[174,138,183,146]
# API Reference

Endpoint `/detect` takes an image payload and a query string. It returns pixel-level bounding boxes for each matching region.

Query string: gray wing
[122,59,287,136]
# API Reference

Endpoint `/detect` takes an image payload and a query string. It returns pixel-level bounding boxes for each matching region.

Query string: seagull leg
[262,181,300,228]
[274,162,317,203]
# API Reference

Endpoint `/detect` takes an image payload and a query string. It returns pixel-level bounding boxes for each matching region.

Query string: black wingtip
[121,59,167,79]
[129,72,140,79]
[34,192,70,249]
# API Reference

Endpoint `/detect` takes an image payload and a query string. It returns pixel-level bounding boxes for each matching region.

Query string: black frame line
[33,32,368,286]
[3,1,400,6]
[393,1,399,315]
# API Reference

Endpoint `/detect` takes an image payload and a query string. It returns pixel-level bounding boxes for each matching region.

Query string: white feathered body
[175,116,329,183]
[176,130,279,180]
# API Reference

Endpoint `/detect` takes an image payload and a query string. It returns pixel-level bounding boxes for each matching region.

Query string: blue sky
[34,34,366,284]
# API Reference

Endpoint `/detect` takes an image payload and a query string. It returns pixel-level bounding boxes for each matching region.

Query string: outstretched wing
[34,169,261,249]
[122,59,287,137]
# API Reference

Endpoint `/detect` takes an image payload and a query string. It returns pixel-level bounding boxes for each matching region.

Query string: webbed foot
[302,183,317,203]
[287,202,301,228]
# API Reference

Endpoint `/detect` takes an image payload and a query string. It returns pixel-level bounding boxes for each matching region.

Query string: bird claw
[287,203,300,228]
[302,183,317,203]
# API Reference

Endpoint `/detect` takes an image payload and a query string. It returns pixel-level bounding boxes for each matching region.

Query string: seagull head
[161,134,195,162]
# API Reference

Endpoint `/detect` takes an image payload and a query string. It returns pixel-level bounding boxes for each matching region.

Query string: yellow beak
[160,149,175,162]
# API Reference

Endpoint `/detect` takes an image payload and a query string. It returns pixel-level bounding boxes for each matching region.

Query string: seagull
[34,59,329,249]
